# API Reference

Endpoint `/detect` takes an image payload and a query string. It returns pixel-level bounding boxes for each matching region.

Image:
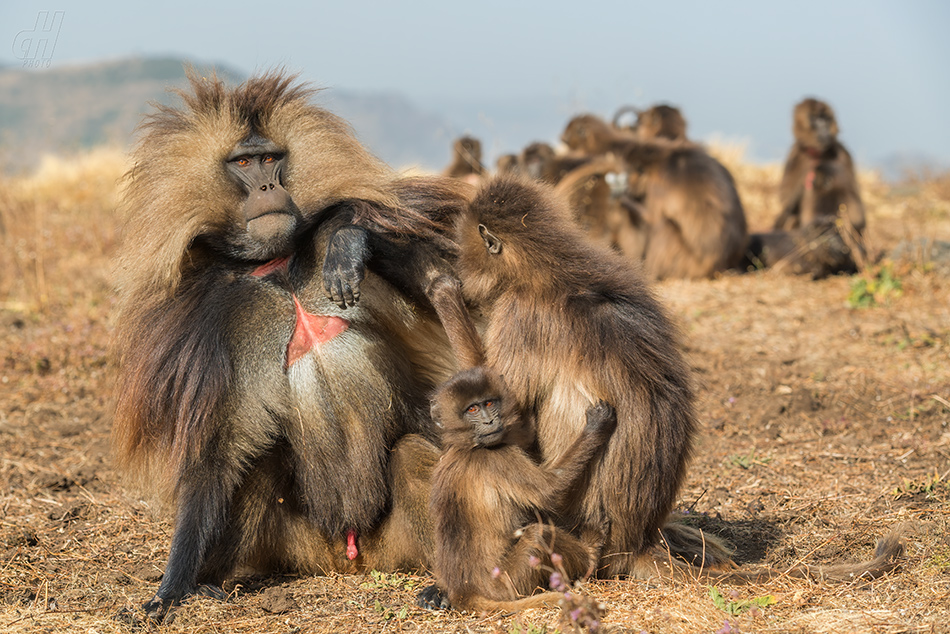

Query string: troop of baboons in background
[445,98,867,280]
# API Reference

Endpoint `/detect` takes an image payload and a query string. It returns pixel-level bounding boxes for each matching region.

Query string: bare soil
[1,151,948,633]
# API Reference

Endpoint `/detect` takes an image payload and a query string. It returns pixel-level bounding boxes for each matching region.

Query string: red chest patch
[286,294,350,367]
[250,255,291,277]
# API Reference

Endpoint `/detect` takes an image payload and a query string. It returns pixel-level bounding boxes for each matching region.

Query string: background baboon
[452,174,708,577]
[443,135,486,183]
[419,367,615,611]
[617,139,749,279]
[553,157,647,260]
[773,98,866,237]
[113,71,471,619]
[561,113,747,279]
[613,103,688,141]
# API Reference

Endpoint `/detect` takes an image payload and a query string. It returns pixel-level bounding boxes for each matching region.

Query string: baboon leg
[143,442,251,620]
[361,434,440,572]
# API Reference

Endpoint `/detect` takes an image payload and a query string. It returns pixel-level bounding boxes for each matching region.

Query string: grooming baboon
[443,135,486,183]
[449,174,903,582]
[613,104,688,141]
[773,98,866,237]
[553,157,647,260]
[561,113,748,278]
[113,70,475,620]
[561,113,638,156]
[418,367,616,612]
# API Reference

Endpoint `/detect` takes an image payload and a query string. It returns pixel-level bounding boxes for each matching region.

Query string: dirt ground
[1,149,948,633]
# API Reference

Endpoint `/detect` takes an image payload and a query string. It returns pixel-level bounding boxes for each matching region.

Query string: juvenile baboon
[113,70,473,620]
[449,174,902,582]
[418,367,616,612]
[613,104,688,141]
[773,98,865,237]
[443,135,486,184]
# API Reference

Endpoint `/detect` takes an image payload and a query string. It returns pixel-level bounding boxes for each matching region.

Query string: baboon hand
[323,225,370,308]
[584,401,617,436]
[416,584,451,610]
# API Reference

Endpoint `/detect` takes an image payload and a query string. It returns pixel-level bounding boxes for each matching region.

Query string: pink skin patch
[286,294,350,367]
[346,528,359,560]
[805,170,815,191]
[250,255,291,277]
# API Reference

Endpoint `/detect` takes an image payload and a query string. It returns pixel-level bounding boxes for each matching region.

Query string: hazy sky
[3,1,948,168]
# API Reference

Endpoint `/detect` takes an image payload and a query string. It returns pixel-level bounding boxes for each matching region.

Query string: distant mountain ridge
[0,56,458,173]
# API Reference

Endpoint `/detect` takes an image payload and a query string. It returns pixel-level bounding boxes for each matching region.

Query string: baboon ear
[478,224,502,255]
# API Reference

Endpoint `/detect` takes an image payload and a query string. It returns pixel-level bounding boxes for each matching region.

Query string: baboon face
[224,133,302,260]
[460,395,505,446]
[431,368,521,449]
[793,98,840,151]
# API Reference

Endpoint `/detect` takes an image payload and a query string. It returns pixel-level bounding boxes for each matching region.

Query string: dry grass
[1,146,949,633]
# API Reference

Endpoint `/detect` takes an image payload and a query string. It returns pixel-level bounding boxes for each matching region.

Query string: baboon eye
[235,157,250,167]
[262,154,276,163]
[483,400,494,408]
[466,405,480,415]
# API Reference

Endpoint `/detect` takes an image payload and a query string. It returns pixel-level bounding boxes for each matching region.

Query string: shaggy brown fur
[421,367,615,612]
[774,98,866,238]
[112,70,471,620]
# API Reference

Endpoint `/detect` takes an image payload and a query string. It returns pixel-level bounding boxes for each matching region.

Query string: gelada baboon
[562,114,748,279]
[418,367,616,612]
[113,70,473,619]
[613,103,688,141]
[452,173,705,577]
[553,157,647,261]
[743,217,858,279]
[773,98,866,239]
[443,135,486,183]
[450,174,903,582]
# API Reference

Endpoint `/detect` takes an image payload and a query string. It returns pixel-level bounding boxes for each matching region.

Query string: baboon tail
[634,529,903,585]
